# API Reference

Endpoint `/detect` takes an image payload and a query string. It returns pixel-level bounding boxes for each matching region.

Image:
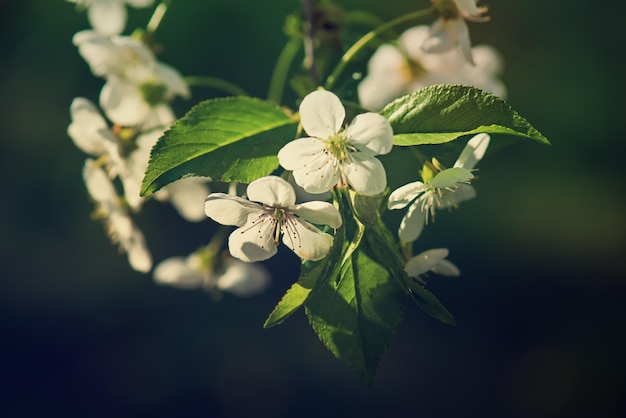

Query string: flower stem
[146,0,171,34]
[301,0,318,85]
[267,37,302,104]
[184,76,249,97]
[324,7,434,91]
[409,146,429,164]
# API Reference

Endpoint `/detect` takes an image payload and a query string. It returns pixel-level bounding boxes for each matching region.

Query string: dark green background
[1,1,625,417]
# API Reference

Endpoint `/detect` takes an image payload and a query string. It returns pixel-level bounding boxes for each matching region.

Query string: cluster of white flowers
[68,0,269,296]
[205,88,488,285]
[68,0,503,295]
[359,0,504,111]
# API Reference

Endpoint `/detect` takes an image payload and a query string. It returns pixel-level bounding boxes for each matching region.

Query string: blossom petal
[157,177,211,222]
[280,139,339,194]
[153,256,205,289]
[216,259,270,297]
[398,25,431,61]
[431,258,461,277]
[343,154,387,195]
[82,158,117,205]
[88,0,127,36]
[455,18,475,65]
[454,133,490,170]
[246,176,296,208]
[405,248,449,277]
[100,77,150,126]
[441,184,476,209]
[282,219,333,261]
[398,200,426,243]
[141,104,175,131]
[205,193,263,227]
[387,181,426,210]
[278,137,326,170]
[422,18,457,54]
[73,30,120,78]
[155,62,191,100]
[299,90,345,138]
[292,201,342,229]
[357,72,409,112]
[228,219,278,262]
[357,45,410,111]
[125,226,153,273]
[68,97,117,156]
[345,113,394,156]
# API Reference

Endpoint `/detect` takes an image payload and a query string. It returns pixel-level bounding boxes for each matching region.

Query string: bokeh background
[1,1,625,417]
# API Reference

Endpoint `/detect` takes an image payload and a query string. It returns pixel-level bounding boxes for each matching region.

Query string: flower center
[324,134,355,162]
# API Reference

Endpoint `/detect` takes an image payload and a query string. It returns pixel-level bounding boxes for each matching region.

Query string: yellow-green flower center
[324,134,354,162]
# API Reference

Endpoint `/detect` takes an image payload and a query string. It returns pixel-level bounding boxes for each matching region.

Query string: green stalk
[324,7,434,91]
[146,0,172,34]
[267,37,302,104]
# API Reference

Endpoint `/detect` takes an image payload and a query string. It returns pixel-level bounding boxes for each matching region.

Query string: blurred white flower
[83,158,152,272]
[388,133,489,243]
[278,90,393,195]
[154,177,212,223]
[69,98,211,218]
[358,25,505,111]
[405,248,460,284]
[424,0,490,65]
[68,0,155,36]
[153,253,271,297]
[73,30,189,126]
[204,176,342,262]
[68,96,119,156]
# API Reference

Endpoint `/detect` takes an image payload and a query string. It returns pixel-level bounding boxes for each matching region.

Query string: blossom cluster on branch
[65,0,548,383]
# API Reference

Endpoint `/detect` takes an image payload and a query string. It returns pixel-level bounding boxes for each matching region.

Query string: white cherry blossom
[358,25,505,111]
[83,158,152,272]
[153,253,270,297]
[69,98,209,216]
[68,96,119,156]
[68,0,155,36]
[388,133,490,243]
[204,176,342,262]
[278,90,393,195]
[405,248,460,283]
[423,0,490,65]
[73,30,189,126]
[154,177,212,223]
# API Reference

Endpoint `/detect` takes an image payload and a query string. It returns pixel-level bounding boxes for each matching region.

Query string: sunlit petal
[343,153,387,195]
[299,90,345,138]
[247,176,296,208]
[283,219,333,261]
[454,133,490,170]
[205,193,263,227]
[398,200,426,243]
[153,256,205,289]
[88,0,127,36]
[216,259,270,296]
[229,219,277,262]
[345,113,394,155]
[405,248,449,277]
[387,181,426,210]
[292,201,342,228]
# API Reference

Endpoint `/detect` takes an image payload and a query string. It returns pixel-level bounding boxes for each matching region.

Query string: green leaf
[381,84,550,146]
[264,222,346,329]
[366,220,456,326]
[305,242,407,385]
[141,96,298,196]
